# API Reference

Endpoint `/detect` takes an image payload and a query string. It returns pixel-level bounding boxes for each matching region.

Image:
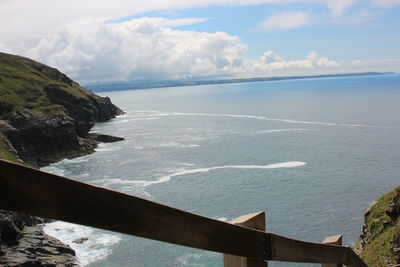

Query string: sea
[42,74,400,266]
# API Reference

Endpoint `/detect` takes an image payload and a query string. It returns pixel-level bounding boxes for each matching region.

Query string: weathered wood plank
[322,235,343,267]
[0,160,268,259]
[270,234,367,266]
[0,159,368,266]
[224,212,267,267]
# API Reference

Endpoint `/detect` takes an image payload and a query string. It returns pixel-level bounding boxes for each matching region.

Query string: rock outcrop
[355,186,400,266]
[0,212,78,267]
[0,52,125,266]
[0,52,124,167]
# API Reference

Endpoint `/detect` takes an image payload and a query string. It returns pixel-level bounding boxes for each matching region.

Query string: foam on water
[131,142,200,150]
[131,110,394,128]
[257,128,311,134]
[41,166,66,177]
[174,251,219,266]
[112,117,160,124]
[95,143,119,152]
[43,221,121,266]
[91,161,306,188]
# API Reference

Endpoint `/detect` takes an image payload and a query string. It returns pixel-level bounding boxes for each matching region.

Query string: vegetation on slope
[0,134,19,162]
[356,186,400,266]
[0,52,93,117]
[0,52,123,166]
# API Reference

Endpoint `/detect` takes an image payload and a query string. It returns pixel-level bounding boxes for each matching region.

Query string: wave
[257,128,311,134]
[91,161,306,188]
[130,142,200,150]
[129,110,394,128]
[95,143,120,152]
[112,117,160,124]
[43,221,121,266]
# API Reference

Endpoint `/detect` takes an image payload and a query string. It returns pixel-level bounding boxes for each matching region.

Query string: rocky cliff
[0,52,124,266]
[0,52,124,167]
[355,186,400,266]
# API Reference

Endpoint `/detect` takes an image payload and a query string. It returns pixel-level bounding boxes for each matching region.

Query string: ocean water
[42,74,400,266]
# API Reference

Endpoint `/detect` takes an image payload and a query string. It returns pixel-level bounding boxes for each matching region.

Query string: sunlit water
[42,74,400,266]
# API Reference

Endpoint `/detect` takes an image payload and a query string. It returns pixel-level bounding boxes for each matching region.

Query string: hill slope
[355,187,400,266]
[0,52,124,266]
[0,52,123,167]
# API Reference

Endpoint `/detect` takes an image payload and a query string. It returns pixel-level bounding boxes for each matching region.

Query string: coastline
[0,52,125,266]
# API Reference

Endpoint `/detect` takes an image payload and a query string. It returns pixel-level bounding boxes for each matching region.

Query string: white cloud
[0,0,363,45]
[1,0,398,82]
[351,58,400,72]
[324,0,359,17]
[9,17,342,83]
[235,51,340,77]
[259,12,312,31]
[370,0,400,7]
[22,18,248,82]
[260,51,283,63]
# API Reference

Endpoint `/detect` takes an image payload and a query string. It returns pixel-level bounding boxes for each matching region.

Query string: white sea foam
[175,253,203,266]
[181,162,195,166]
[43,221,121,266]
[131,110,393,128]
[95,143,118,152]
[132,142,200,150]
[67,157,90,163]
[112,117,160,124]
[41,166,66,177]
[91,161,306,188]
[257,128,311,134]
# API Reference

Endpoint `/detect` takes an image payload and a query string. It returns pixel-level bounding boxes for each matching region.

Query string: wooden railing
[0,160,367,266]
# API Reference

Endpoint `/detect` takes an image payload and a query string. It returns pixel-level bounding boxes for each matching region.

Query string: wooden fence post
[224,212,267,267]
[321,235,343,267]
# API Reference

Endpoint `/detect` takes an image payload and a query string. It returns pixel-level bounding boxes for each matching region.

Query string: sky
[1,0,400,84]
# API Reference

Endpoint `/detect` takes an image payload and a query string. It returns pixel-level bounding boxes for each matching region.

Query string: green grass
[0,133,21,163]
[0,52,93,118]
[360,187,400,266]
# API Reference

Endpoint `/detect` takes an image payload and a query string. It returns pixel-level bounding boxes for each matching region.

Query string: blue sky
[142,3,400,60]
[1,0,399,83]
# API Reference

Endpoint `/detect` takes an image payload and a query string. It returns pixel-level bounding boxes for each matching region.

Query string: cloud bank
[2,17,344,83]
[1,0,399,83]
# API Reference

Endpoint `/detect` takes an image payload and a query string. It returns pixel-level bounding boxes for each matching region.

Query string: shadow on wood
[224,212,267,267]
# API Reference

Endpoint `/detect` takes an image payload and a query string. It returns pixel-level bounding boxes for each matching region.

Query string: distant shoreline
[85,72,388,92]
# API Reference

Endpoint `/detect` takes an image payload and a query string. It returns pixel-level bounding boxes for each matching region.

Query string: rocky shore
[0,52,125,266]
[0,212,78,267]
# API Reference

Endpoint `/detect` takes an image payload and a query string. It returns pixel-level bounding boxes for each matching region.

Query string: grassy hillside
[0,52,99,118]
[357,186,400,266]
[0,52,123,166]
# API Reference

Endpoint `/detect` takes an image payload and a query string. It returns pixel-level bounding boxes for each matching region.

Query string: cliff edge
[355,186,400,266]
[0,52,124,266]
[0,52,124,167]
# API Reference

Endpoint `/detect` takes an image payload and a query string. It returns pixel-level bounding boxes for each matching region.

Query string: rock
[355,186,400,265]
[0,52,124,266]
[0,216,21,243]
[0,211,78,266]
[0,226,78,266]
[386,202,400,218]
[72,237,88,244]
[364,200,377,216]
[89,133,124,143]
[0,52,124,167]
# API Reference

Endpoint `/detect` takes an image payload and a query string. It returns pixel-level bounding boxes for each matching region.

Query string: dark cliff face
[0,52,124,167]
